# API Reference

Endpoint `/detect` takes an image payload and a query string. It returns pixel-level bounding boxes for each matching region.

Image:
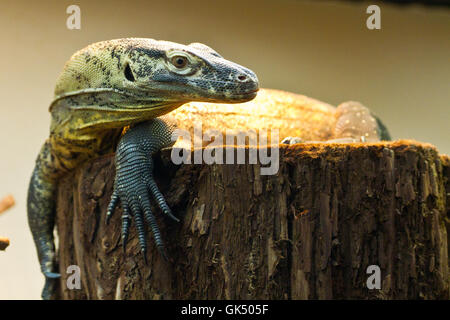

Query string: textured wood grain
[54,141,449,299]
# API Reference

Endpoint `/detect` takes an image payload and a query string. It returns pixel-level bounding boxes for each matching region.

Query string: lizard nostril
[237,74,248,82]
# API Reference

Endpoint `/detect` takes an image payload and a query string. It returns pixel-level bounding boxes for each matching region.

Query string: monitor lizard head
[49,38,259,132]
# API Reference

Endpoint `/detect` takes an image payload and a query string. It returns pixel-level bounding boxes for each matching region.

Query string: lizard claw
[143,207,167,260]
[107,174,172,262]
[147,179,179,222]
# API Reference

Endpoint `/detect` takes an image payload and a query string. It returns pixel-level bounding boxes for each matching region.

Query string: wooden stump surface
[55,141,449,299]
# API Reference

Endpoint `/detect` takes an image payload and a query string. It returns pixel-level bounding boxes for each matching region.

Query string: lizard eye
[124,63,135,82]
[171,56,188,69]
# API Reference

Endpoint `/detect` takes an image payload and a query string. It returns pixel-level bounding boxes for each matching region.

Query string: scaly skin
[28,38,390,300]
[167,89,391,144]
[27,38,258,299]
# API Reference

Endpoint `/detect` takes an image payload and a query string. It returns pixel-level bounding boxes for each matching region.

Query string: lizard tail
[27,144,61,299]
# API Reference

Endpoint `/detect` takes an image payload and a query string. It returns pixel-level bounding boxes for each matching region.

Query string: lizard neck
[46,94,182,176]
[45,128,122,177]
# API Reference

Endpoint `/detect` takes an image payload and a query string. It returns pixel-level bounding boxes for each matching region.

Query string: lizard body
[28,38,389,299]
[28,38,258,299]
[167,88,390,143]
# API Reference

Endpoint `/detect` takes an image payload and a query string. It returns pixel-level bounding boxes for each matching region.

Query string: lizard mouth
[226,88,259,102]
[244,88,259,96]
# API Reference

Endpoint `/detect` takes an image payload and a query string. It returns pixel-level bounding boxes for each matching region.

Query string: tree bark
[54,140,449,299]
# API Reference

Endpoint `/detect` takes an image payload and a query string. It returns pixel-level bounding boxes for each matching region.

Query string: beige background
[0,0,448,299]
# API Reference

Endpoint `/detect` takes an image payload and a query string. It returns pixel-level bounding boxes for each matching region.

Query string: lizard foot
[106,149,178,262]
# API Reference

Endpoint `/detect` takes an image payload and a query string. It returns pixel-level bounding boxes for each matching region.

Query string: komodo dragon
[27,38,390,299]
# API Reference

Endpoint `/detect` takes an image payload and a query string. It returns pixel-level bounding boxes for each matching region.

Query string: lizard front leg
[106,117,178,261]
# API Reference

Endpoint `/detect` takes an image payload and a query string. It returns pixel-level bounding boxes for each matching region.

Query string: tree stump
[54,140,449,299]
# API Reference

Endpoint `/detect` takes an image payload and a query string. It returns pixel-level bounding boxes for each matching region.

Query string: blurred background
[0,0,448,299]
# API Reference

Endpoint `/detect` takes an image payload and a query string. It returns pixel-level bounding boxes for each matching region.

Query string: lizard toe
[106,189,119,225]
[147,178,179,222]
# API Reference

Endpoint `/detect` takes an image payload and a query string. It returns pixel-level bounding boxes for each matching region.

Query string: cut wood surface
[54,140,449,299]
